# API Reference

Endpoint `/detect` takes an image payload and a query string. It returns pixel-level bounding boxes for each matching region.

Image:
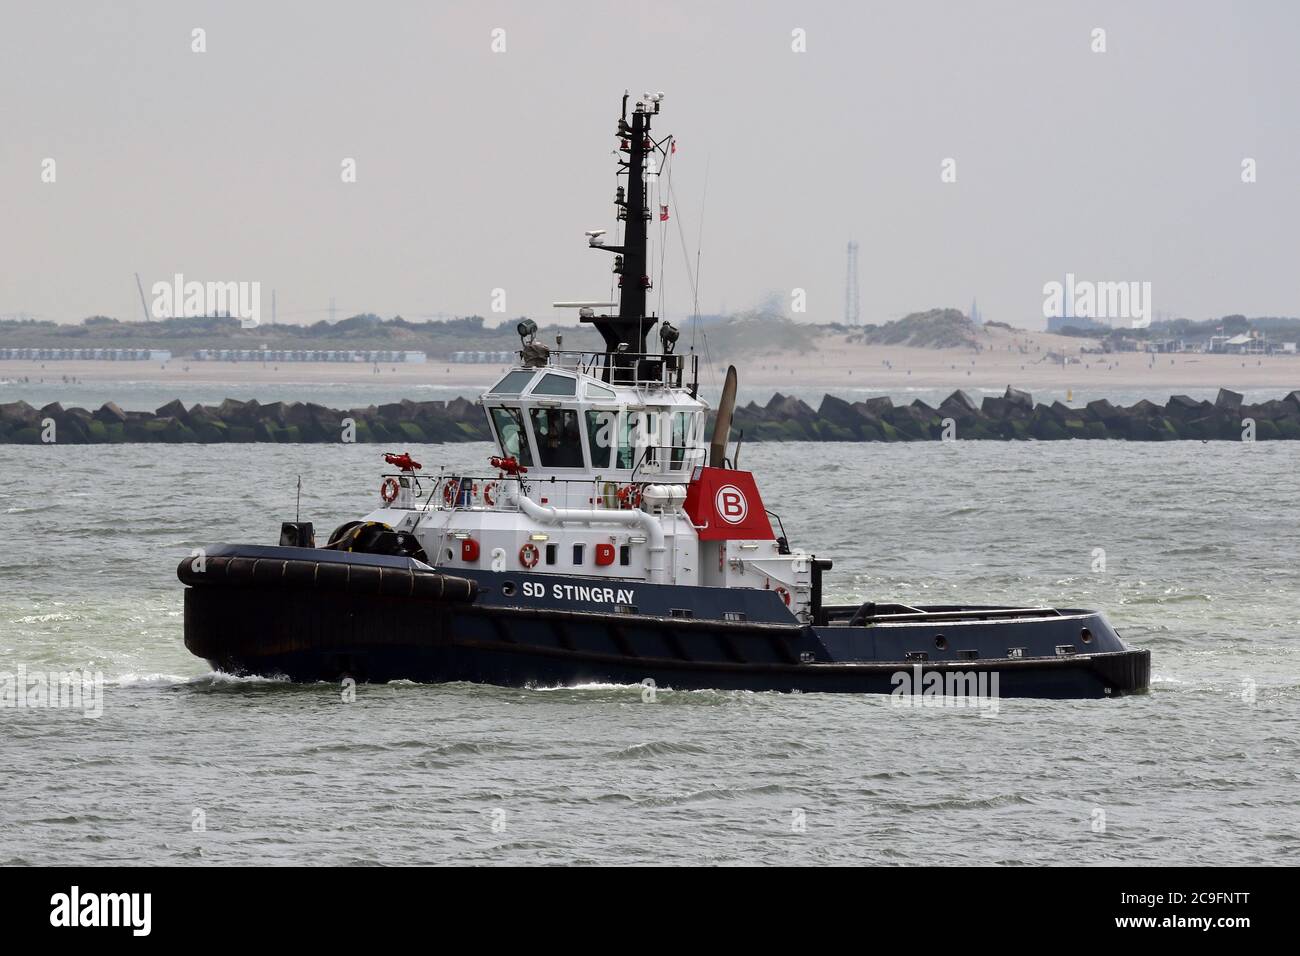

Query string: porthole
[934,634,948,651]
[501,581,516,597]
[1080,627,1093,644]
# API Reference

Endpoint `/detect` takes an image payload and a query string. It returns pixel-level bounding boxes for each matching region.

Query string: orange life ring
[442,479,460,507]
[379,477,400,504]
[519,542,540,568]
[775,586,792,607]
[482,480,499,507]
[616,484,641,509]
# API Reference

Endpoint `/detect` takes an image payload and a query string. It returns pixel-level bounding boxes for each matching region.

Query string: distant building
[1209,332,1266,355]
[1046,313,1108,333]
[0,347,171,362]
[1146,339,1184,353]
[448,350,515,363]
[190,349,426,363]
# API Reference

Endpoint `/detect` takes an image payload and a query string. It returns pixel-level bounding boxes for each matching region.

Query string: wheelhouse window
[670,410,691,468]
[490,406,534,466]
[528,407,584,468]
[616,412,637,469]
[489,370,534,395]
[643,412,660,466]
[530,373,577,397]
[586,410,617,469]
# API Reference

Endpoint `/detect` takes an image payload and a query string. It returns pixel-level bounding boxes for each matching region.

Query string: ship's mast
[584,91,664,356]
[618,94,651,330]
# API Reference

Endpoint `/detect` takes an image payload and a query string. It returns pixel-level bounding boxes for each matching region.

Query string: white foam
[112,672,193,687]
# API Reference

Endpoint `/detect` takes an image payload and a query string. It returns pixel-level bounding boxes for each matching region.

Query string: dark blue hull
[180,545,1150,700]
[195,640,1146,699]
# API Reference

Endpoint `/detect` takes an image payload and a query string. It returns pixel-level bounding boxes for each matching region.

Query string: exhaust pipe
[709,365,738,468]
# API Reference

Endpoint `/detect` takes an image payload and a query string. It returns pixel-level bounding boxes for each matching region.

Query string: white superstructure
[355,344,812,618]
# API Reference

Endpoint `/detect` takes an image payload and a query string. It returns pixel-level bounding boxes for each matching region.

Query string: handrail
[540,349,697,390]
[379,472,428,498]
[416,473,651,514]
[869,606,1062,621]
[822,604,1065,625]
[383,456,704,514]
[630,445,706,483]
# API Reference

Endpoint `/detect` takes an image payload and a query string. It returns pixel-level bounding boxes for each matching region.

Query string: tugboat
[179,92,1149,700]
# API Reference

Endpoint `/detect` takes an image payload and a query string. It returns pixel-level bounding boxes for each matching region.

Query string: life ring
[775,586,792,607]
[616,484,641,509]
[519,542,540,568]
[379,477,400,504]
[482,480,499,507]
[442,478,460,507]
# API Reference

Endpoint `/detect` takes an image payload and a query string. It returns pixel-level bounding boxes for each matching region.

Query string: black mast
[584,92,662,356]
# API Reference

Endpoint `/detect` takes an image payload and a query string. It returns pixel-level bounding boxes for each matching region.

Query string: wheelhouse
[481,365,707,481]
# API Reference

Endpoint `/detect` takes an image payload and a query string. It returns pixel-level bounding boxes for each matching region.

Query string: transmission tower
[845,240,860,326]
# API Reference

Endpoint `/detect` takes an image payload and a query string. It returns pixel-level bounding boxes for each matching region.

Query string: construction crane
[134,273,152,322]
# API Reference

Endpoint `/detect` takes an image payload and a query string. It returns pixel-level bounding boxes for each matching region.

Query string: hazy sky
[3,1,1297,329]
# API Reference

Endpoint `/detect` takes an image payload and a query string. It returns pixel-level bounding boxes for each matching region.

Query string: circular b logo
[716,484,748,524]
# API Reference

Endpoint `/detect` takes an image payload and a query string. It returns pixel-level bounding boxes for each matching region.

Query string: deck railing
[630,445,707,481]
[539,349,696,391]
[380,472,679,514]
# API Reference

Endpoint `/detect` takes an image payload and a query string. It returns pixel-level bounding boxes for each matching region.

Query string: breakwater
[0,397,487,444]
[1,387,1297,444]
[734,387,1300,442]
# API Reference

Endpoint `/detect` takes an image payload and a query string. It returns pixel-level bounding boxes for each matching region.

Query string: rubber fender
[176,554,478,603]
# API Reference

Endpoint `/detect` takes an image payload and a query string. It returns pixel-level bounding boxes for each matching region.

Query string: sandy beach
[731,325,1300,394]
[0,358,507,391]
[4,326,1296,398]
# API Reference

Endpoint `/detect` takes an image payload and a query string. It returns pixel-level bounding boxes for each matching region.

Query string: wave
[107,670,293,689]
[112,672,200,688]
[181,671,293,687]
[607,740,714,759]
